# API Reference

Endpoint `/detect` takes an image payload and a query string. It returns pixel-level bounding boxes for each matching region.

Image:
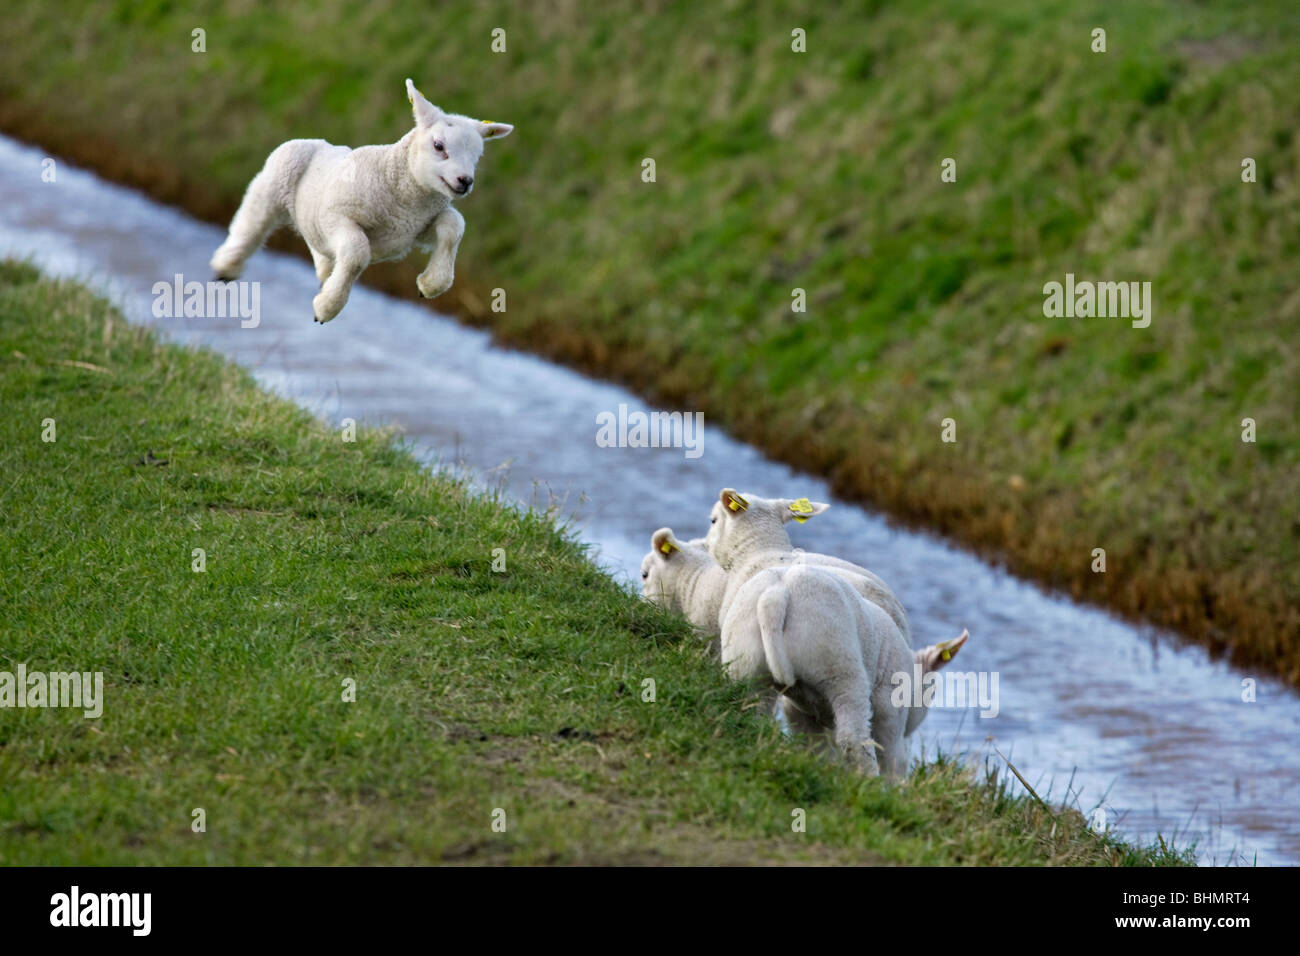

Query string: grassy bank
[0,0,1295,682]
[0,262,1189,864]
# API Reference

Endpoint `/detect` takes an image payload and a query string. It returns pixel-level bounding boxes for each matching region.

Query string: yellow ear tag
[935,632,966,662]
[659,539,678,555]
[727,495,748,513]
[789,497,815,524]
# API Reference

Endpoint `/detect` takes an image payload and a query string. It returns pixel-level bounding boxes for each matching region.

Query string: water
[1,135,1295,865]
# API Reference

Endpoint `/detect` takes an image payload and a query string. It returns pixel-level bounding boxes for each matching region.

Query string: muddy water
[1,134,1295,865]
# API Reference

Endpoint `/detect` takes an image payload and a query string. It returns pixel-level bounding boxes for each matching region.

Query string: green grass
[0,261,1190,865]
[1,0,1293,680]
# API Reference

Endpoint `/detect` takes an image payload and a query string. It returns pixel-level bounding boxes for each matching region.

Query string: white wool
[211,79,512,323]
[643,529,968,775]
[704,490,911,644]
[640,533,727,637]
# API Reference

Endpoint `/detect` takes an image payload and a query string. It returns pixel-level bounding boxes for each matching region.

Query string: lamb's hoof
[213,273,237,283]
[416,275,452,299]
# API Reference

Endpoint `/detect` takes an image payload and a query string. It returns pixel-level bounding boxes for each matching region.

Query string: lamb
[210,79,513,324]
[704,489,912,644]
[641,534,953,694]
[640,534,727,636]
[642,530,968,772]
[705,489,969,737]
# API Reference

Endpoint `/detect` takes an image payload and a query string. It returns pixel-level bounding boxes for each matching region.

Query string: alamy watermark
[595,403,704,459]
[0,664,103,718]
[50,886,150,936]
[891,665,999,718]
[152,273,260,328]
[1042,273,1151,328]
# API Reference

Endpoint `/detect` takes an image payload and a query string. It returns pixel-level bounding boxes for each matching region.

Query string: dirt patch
[1176,36,1264,68]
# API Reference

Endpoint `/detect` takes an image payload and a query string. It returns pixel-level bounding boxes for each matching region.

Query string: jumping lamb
[210,79,513,324]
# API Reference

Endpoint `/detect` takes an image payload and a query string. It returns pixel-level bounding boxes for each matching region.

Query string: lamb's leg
[309,247,334,288]
[871,697,908,777]
[827,676,879,775]
[415,206,465,300]
[210,165,289,281]
[312,221,370,324]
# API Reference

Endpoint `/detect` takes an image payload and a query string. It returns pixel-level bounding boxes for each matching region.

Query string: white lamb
[642,529,967,774]
[705,490,968,738]
[704,489,911,644]
[641,533,948,685]
[702,494,915,650]
[210,79,513,324]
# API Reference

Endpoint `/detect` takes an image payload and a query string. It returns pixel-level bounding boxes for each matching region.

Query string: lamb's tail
[756,582,796,689]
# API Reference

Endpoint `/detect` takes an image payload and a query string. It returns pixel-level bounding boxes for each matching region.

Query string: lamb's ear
[651,528,683,560]
[719,489,749,515]
[477,120,514,140]
[783,497,830,524]
[918,629,969,674]
[405,79,443,129]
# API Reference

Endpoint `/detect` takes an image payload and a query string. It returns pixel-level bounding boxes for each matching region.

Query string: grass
[0,261,1192,865]
[1,1,1293,682]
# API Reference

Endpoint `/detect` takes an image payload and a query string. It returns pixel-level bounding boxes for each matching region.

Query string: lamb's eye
[641,570,649,579]
[433,140,445,153]
[710,516,717,525]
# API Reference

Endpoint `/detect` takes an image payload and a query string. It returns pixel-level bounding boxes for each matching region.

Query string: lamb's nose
[457,175,473,191]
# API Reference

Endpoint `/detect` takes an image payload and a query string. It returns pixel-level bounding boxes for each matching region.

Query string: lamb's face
[411,116,487,198]
[404,79,513,200]
[640,549,672,607]
[703,500,727,560]
[641,528,692,612]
